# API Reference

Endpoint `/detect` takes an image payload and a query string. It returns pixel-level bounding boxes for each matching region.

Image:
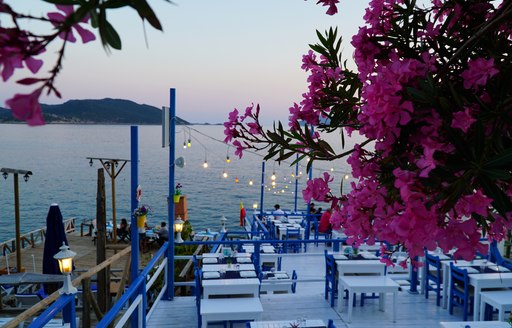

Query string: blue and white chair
[449,263,473,321]
[424,251,443,306]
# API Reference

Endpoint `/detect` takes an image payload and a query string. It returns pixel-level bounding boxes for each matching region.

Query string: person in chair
[117,218,130,243]
[157,221,169,245]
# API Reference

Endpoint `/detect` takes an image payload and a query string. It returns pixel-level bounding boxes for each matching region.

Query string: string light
[252,203,258,209]
[271,181,276,187]
[249,179,253,186]
[271,172,276,181]
[222,171,228,178]
[203,160,208,168]
[226,155,231,163]
[330,167,334,172]
[235,176,239,183]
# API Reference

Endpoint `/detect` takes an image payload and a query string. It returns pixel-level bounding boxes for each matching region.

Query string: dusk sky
[2,1,367,124]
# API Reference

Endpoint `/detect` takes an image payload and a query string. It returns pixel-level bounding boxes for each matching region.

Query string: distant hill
[0,98,190,125]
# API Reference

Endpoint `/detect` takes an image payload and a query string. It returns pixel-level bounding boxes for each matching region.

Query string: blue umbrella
[42,204,69,293]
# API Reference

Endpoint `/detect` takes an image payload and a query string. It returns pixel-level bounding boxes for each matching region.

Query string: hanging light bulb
[330,167,334,172]
[249,179,253,186]
[226,155,231,163]
[271,172,276,181]
[222,171,228,178]
[235,176,239,183]
[203,160,208,168]
[271,181,276,187]
[183,141,187,149]
[187,139,191,148]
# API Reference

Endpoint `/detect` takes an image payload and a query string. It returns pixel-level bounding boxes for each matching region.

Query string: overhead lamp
[271,172,276,181]
[330,167,334,172]
[252,203,258,209]
[23,173,30,182]
[106,162,110,170]
[203,161,208,169]
[222,171,228,178]
[249,179,253,186]
[53,243,77,295]
[2,172,7,180]
[183,142,187,149]
[115,161,119,168]
[226,156,231,163]
[271,181,276,187]
[187,139,191,148]
[89,158,93,167]
[174,216,184,243]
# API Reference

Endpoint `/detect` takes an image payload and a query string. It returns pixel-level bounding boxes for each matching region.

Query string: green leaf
[130,0,163,31]
[102,20,122,50]
[43,0,81,5]
[484,148,512,168]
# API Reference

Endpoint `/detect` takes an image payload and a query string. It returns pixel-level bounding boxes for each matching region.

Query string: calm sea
[0,124,355,241]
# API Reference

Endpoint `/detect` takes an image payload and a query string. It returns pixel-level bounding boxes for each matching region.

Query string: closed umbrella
[42,204,69,293]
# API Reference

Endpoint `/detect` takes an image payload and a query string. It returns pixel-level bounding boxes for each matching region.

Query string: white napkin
[487,265,510,272]
[463,267,479,274]
[203,258,218,264]
[274,273,289,279]
[203,271,221,279]
[240,271,257,278]
[361,252,378,259]
[236,257,252,263]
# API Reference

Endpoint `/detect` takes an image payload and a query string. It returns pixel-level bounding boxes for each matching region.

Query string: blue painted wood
[168,87,177,301]
[130,125,140,328]
[259,161,265,225]
[29,294,76,328]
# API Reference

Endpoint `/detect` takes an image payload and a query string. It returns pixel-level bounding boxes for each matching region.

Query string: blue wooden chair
[424,251,443,306]
[449,263,473,321]
[291,269,298,293]
[324,250,337,307]
[313,217,331,246]
[489,241,505,265]
[327,319,337,328]
[285,228,301,253]
[194,268,202,328]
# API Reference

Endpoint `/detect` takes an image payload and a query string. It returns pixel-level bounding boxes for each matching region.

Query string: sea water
[0,124,355,241]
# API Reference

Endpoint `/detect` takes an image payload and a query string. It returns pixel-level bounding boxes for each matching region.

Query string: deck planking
[147,244,489,328]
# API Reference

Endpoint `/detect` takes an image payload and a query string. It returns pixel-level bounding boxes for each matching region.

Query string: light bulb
[187,139,191,148]
[271,181,276,186]
[226,156,231,163]
[249,179,253,186]
[203,161,208,168]
[222,171,228,178]
[235,176,239,183]
[183,142,187,149]
[330,167,334,172]
[271,172,276,181]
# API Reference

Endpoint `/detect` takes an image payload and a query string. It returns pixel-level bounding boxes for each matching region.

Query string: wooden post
[96,168,108,313]
[111,164,117,242]
[82,279,91,328]
[14,173,22,273]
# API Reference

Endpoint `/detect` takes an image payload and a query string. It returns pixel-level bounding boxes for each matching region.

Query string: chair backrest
[450,263,470,295]
[15,294,41,307]
[194,268,201,302]
[291,269,297,293]
[285,228,301,240]
[327,319,337,328]
[425,252,442,274]
[324,250,336,279]
[489,241,504,265]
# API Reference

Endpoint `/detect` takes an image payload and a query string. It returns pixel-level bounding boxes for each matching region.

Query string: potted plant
[173,183,183,203]
[133,205,151,233]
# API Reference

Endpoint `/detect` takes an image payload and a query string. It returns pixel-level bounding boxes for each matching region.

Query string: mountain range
[0,98,190,125]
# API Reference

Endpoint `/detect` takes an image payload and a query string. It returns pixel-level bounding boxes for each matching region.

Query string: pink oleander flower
[451,107,477,133]
[5,88,44,126]
[460,58,499,90]
[47,5,95,43]
[316,0,339,15]
[302,172,333,203]
[0,28,44,81]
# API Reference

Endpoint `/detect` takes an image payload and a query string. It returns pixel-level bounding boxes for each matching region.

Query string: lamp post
[1,167,32,273]
[220,216,227,233]
[87,157,130,242]
[53,242,77,294]
[174,216,184,243]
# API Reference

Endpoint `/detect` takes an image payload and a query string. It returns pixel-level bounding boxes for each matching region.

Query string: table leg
[473,285,481,321]
[378,292,385,311]
[480,296,486,322]
[347,288,354,323]
[442,266,449,309]
[393,291,397,323]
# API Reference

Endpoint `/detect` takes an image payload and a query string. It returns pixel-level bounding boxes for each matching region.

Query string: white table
[202,252,251,258]
[202,278,260,298]
[440,321,510,328]
[479,290,512,322]
[250,319,326,327]
[200,297,263,328]
[260,271,293,294]
[335,259,386,312]
[202,263,255,272]
[275,225,305,240]
[338,276,399,323]
[469,272,512,321]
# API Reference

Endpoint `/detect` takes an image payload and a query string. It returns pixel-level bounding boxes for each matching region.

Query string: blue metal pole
[294,154,299,212]
[166,88,176,300]
[259,161,265,223]
[129,125,139,327]
[409,256,419,294]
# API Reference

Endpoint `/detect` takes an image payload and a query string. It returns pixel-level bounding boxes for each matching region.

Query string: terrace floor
[148,244,481,328]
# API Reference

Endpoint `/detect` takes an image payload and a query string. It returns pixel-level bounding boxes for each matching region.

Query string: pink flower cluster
[1,3,95,125]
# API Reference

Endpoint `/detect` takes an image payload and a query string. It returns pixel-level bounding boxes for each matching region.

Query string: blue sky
[2,1,366,124]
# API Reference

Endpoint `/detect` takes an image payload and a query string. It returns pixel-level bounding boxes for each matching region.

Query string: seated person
[318,208,332,234]
[117,218,130,242]
[156,221,169,245]
[273,204,285,216]
[309,202,317,214]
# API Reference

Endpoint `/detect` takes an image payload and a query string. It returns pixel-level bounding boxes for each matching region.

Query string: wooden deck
[147,244,482,328]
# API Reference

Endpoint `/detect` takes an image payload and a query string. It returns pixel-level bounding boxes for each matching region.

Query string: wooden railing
[0,218,76,256]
